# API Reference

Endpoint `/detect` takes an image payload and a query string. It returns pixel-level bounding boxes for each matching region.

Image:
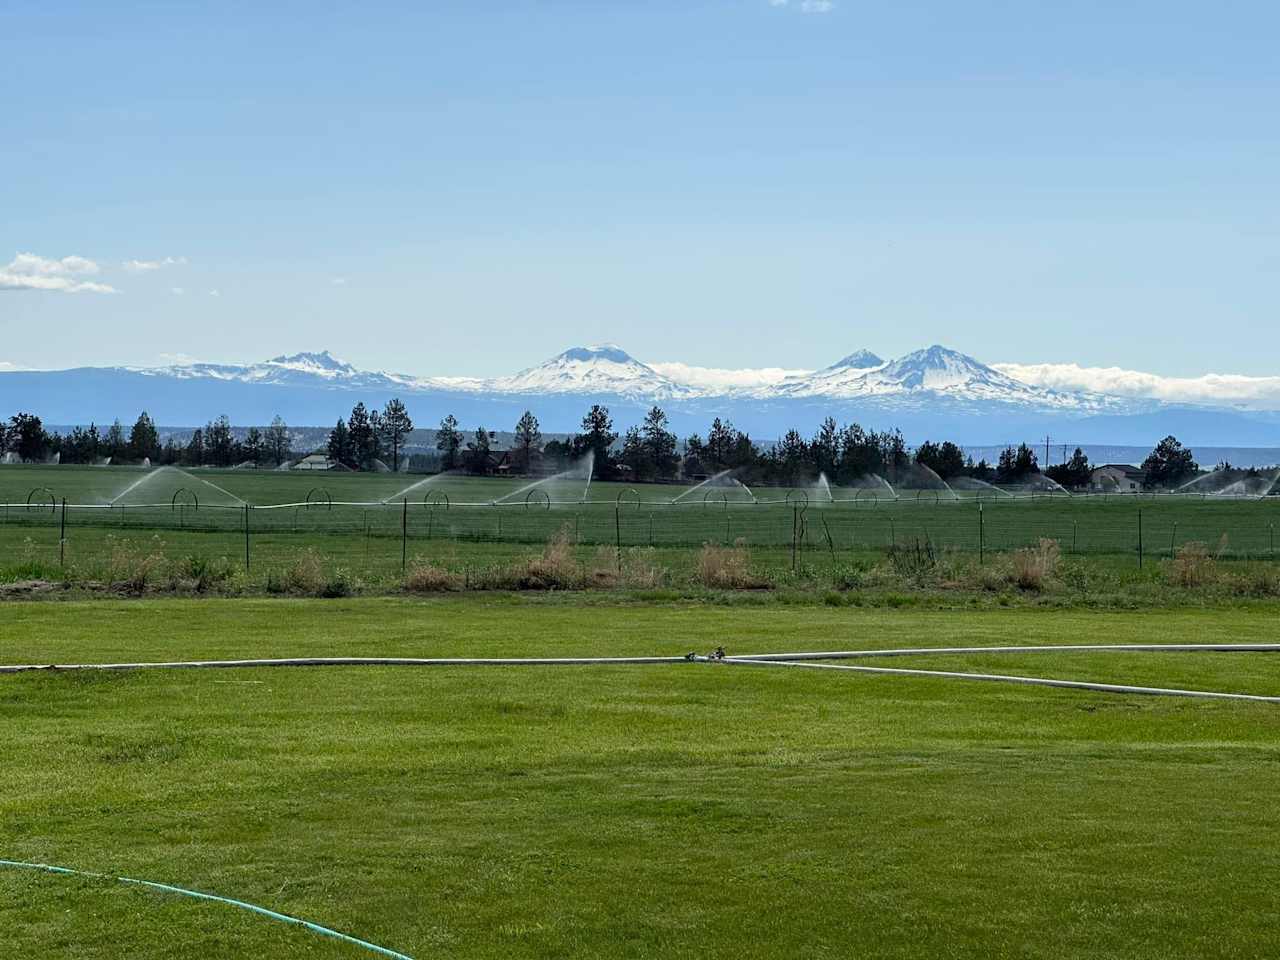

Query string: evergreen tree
[513,410,542,474]
[379,398,414,471]
[127,411,161,463]
[915,440,966,479]
[620,426,647,479]
[1142,436,1198,489]
[266,415,291,465]
[243,427,265,466]
[347,402,380,470]
[184,428,205,466]
[573,405,617,479]
[1046,447,1092,489]
[104,419,126,461]
[436,414,463,470]
[205,415,235,467]
[327,419,353,465]
[464,427,492,475]
[810,417,840,479]
[996,443,1039,483]
[641,406,679,480]
[7,413,46,462]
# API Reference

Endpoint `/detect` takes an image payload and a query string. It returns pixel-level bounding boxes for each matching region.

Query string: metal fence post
[1138,508,1143,569]
[59,498,67,568]
[243,504,251,572]
[401,498,408,575]
[1169,521,1177,559]
[614,505,622,572]
[791,505,798,572]
[978,502,984,565]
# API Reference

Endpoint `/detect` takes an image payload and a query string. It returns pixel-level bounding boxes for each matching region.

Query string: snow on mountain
[774,344,1126,413]
[493,345,695,401]
[28,342,1151,418]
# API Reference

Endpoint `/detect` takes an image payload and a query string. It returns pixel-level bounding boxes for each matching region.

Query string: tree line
[4,399,1212,491]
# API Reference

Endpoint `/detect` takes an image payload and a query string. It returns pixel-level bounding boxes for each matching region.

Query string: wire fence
[4,494,1279,576]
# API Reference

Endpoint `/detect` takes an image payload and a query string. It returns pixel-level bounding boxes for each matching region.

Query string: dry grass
[404,559,464,592]
[1168,542,1217,588]
[588,546,667,589]
[104,536,168,592]
[1010,538,1061,591]
[695,540,769,590]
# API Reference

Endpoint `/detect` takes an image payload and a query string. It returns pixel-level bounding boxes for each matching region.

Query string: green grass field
[3,465,1280,578]
[5,597,1280,958]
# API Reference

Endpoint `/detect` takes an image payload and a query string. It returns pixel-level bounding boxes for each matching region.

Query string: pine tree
[641,406,679,480]
[266,415,291,465]
[436,414,463,471]
[128,411,160,463]
[327,419,353,465]
[104,419,126,461]
[573,405,617,479]
[379,398,414,471]
[513,410,542,474]
[1142,436,1197,489]
[464,427,491,475]
[205,415,235,467]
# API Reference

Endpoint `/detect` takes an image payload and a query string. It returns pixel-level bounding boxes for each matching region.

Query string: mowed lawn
[4,599,1280,958]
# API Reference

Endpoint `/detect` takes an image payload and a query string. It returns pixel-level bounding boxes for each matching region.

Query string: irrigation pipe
[721,657,1280,703]
[3,645,1279,701]
[0,859,415,959]
[0,654,694,674]
[732,643,1280,661]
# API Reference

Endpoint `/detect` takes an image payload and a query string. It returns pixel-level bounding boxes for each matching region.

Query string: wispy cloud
[208,289,221,297]
[123,256,187,273]
[648,360,812,391]
[331,277,348,286]
[0,252,118,293]
[997,361,1280,411]
[768,0,836,11]
[0,361,29,372]
[171,287,185,296]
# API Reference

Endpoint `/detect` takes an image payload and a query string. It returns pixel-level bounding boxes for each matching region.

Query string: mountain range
[2,345,1277,446]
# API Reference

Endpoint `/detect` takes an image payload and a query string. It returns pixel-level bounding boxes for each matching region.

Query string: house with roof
[1090,463,1145,493]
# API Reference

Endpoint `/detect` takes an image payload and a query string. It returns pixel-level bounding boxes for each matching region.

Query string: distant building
[1090,464,1144,493]
[293,453,335,471]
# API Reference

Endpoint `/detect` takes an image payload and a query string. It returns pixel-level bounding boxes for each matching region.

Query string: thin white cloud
[0,252,117,293]
[648,360,813,391]
[171,287,185,296]
[800,0,835,11]
[997,361,1280,411]
[0,361,28,372]
[331,277,348,286]
[208,289,220,297]
[123,256,188,273]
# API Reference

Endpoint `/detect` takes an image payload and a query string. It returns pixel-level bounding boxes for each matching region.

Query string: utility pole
[1044,435,1052,468]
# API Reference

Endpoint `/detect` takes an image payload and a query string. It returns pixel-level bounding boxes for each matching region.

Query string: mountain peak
[266,350,356,374]
[555,344,635,364]
[826,349,884,370]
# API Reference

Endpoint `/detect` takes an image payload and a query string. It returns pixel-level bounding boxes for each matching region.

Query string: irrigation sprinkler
[617,488,642,510]
[305,487,332,510]
[525,488,551,511]
[171,488,198,529]
[424,491,449,540]
[26,487,55,514]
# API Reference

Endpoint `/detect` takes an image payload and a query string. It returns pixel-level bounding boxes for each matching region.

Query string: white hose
[722,657,1280,703]
[0,655,692,675]
[732,643,1280,661]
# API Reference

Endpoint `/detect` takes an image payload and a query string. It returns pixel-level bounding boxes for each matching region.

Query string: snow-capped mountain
[773,345,1123,414]
[3,342,1274,445]
[492,345,695,401]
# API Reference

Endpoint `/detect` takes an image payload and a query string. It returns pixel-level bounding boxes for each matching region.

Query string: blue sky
[3,1,1277,384]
